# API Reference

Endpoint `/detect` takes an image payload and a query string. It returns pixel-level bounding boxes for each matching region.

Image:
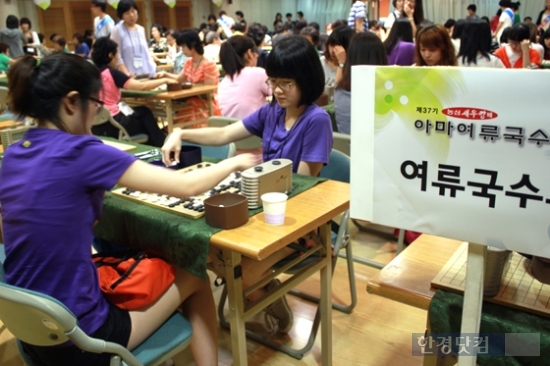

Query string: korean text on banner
[350,66,550,258]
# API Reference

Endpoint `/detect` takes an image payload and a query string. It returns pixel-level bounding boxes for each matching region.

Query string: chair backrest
[93,107,148,144]
[0,282,77,346]
[319,149,350,184]
[208,116,262,150]
[182,142,236,160]
[332,132,350,157]
[0,86,8,114]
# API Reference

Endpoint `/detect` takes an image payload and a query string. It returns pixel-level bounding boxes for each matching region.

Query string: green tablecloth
[94,144,326,279]
[429,289,550,365]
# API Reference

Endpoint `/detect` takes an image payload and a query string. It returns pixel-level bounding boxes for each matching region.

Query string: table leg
[319,222,333,366]
[207,92,213,116]
[223,249,248,366]
[458,242,486,366]
[165,100,174,133]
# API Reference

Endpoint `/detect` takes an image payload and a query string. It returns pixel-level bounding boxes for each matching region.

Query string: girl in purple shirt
[162,36,333,335]
[0,53,260,366]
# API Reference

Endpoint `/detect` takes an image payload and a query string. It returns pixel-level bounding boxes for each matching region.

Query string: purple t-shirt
[387,40,416,66]
[0,128,136,335]
[243,103,333,172]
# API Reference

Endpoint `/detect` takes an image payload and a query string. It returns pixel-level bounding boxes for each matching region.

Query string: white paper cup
[261,192,288,226]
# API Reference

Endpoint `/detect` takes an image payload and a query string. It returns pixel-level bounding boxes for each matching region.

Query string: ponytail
[219,35,256,80]
[8,53,102,130]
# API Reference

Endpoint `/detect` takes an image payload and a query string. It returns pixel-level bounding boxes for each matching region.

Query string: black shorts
[21,303,132,366]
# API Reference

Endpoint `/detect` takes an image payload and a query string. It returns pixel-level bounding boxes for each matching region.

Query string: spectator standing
[348,1,368,33]
[0,15,26,58]
[91,0,115,39]
[466,4,479,20]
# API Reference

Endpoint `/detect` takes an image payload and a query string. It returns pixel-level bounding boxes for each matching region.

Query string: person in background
[2,52,259,366]
[494,0,514,44]
[466,4,479,20]
[369,20,386,39]
[285,13,295,30]
[273,12,283,30]
[83,29,94,49]
[161,37,331,335]
[149,23,167,53]
[511,2,521,25]
[218,11,234,39]
[73,33,91,58]
[247,24,268,68]
[294,20,308,35]
[500,26,512,45]
[91,0,115,39]
[300,26,320,49]
[110,0,156,77]
[384,17,415,66]
[329,25,357,85]
[20,17,40,55]
[385,0,404,31]
[494,23,541,68]
[348,0,368,33]
[91,37,170,147]
[415,24,457,66]
[165,29,178,63]
[401,0,424,37]
[159,30,222,123]
[0,43,15,73]
[335,32,387,135]
[527,22,544,61]
[35,33,52,57]
[451,19,466,55]
[197,23,208,43]
[458,19,504,67]
[0,15,26,59]
[53,36,68,53]
[297,11,307,23]
[235,10,246,28]
[231,22,246,37]
[272,23,290,47]
[482,16,490,24]
[540,28,550,60]
[207,14,219,34]
[218,35,271,119]
[203,31,221,64]
[537,0,550,32]
[524,16,532,23]
[444,19,456,37]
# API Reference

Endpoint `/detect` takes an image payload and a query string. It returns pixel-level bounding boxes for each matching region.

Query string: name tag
[133,57,143,69]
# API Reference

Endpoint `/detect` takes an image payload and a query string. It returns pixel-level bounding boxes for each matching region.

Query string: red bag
[92,251,176,310]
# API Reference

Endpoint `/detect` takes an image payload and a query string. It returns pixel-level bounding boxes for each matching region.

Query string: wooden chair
[0,87,8,114]
[93,107,148,144]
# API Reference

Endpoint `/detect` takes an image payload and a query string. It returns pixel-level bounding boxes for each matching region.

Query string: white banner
[164,0,176,8]
[350,66,550,258]
[33,0,51,10]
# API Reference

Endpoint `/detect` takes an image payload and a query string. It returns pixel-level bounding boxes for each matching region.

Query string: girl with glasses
[0,52,260,366]
[161,35,332,335]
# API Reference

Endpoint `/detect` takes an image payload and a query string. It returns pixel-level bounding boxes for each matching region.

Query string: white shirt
[497,8,514,43]
[531,43,544,63]
[203,44,221,64]
[457,54,505,68]
[384,10,401,29]
[505,45,521,65]
[94,14,115,39]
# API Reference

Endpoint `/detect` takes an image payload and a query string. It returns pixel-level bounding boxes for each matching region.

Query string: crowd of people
[1,0,549,365]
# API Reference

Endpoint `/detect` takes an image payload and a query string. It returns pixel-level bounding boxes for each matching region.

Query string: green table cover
[94,140,326,279]
[429,289,550,365]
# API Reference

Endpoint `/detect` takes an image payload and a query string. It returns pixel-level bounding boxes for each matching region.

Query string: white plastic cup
[261,192,288,226]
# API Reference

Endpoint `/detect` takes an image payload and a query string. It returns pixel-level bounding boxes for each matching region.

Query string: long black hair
[458,19,492,65]
[338,33,388,92]
[8,53,101,130]
[383,17,413,55]
[219,36,257,80]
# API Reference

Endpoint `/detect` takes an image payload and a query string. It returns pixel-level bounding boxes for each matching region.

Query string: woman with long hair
[401,0,424,37]
[458,19,504,67]
[335,32,388,134]
[218,35,271,118]
[415,24,457,66]
[383,17,415,65]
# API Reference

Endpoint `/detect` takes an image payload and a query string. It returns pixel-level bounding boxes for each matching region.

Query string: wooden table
[122,84,217,133]
[367,234,462,310]
[210,179,350,365]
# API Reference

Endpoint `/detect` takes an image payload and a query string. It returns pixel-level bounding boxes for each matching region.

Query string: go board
[432,242,550,318]
[111,162,242,219]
